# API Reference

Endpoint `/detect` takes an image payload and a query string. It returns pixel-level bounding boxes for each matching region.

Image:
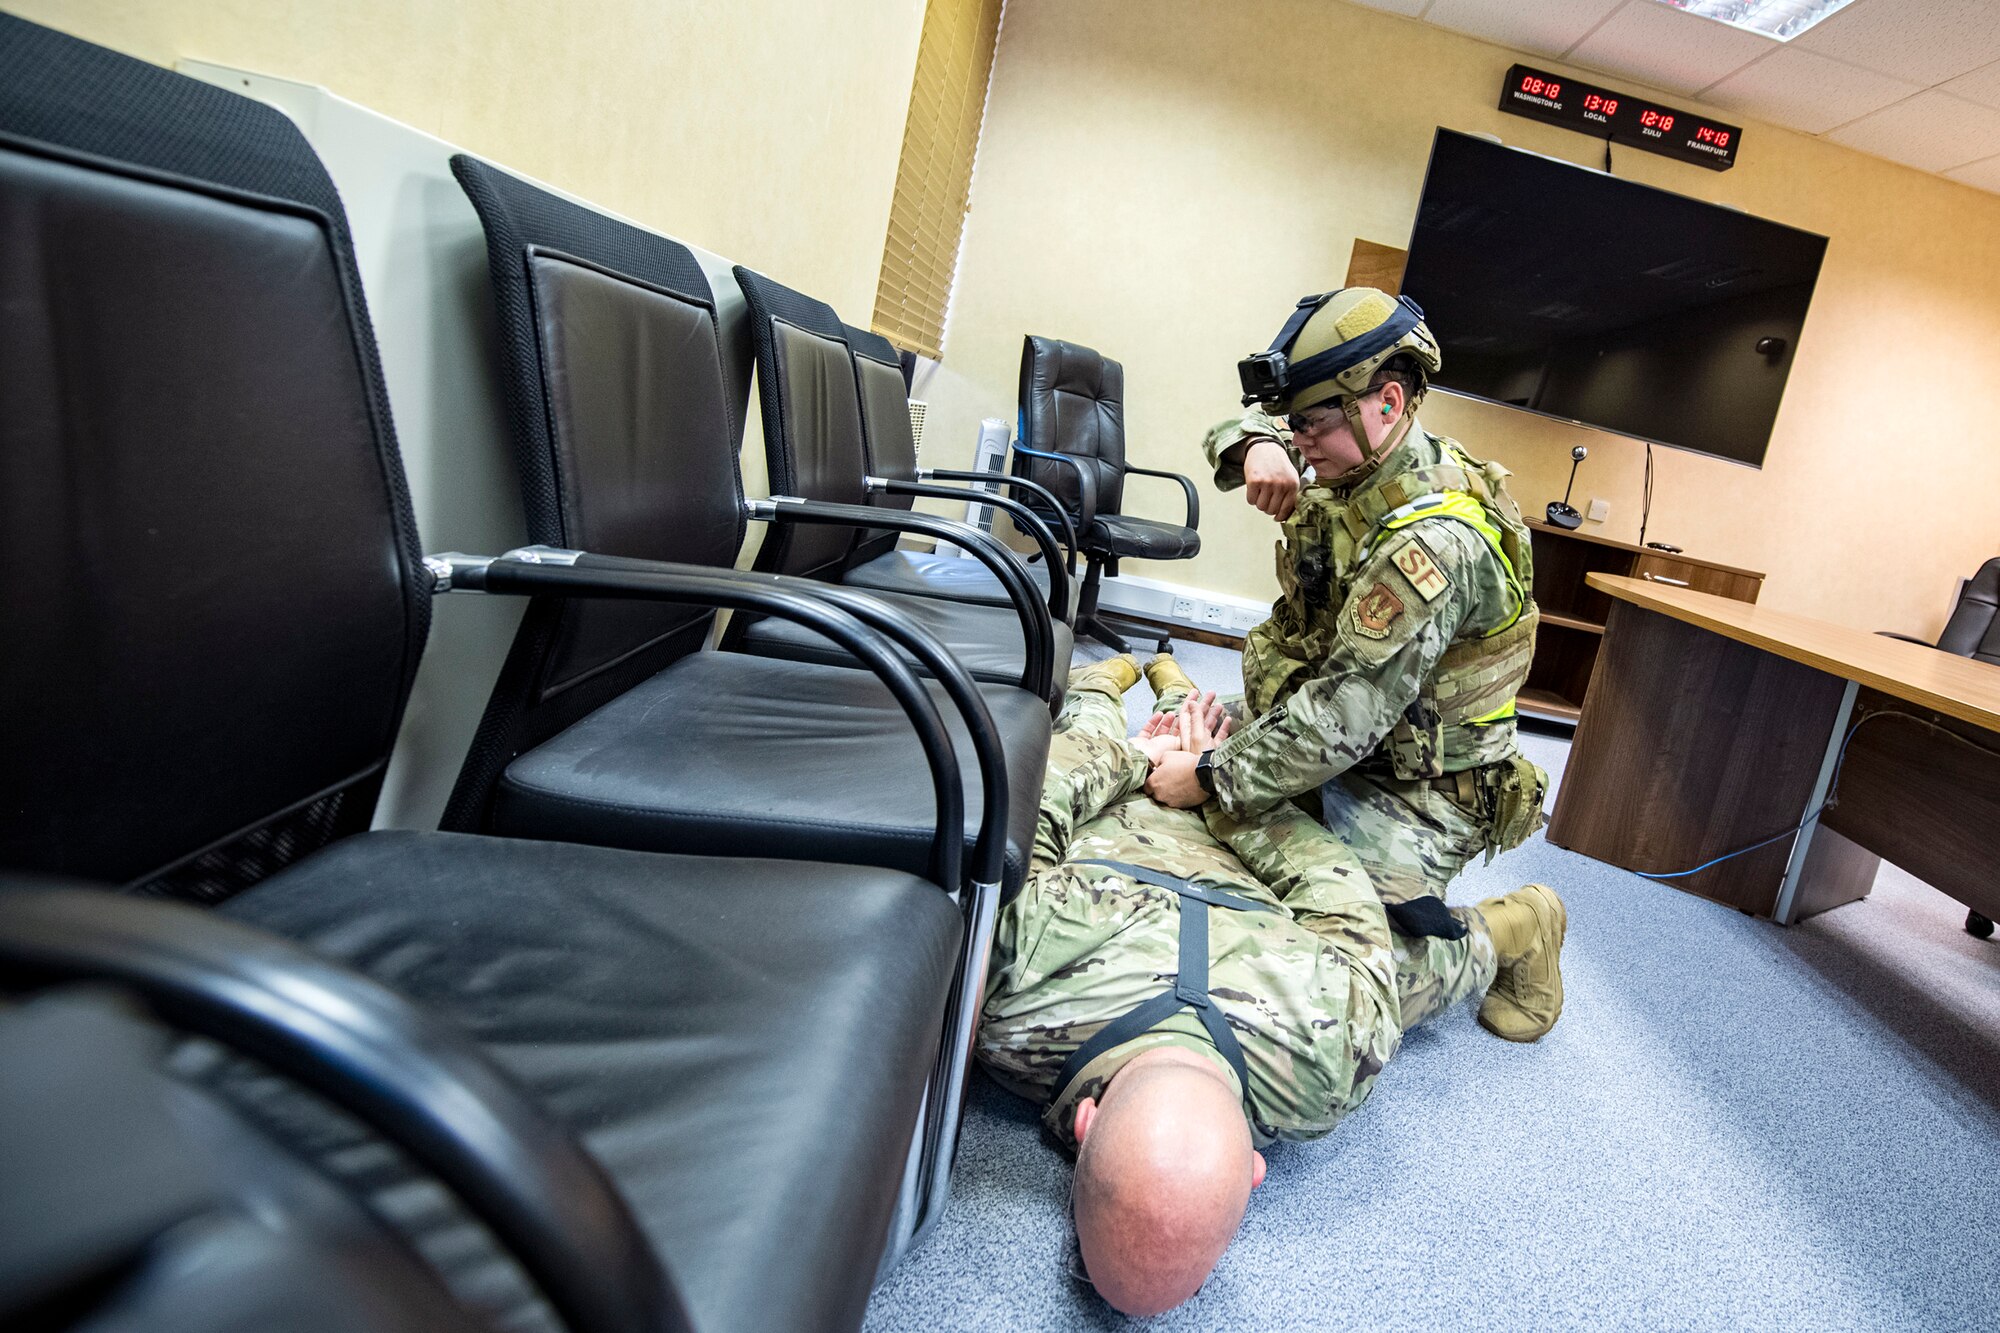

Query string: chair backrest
[845,323,919,567]
[444,156,748,830]
[1015,334,1127,516]
[733,266,872,579]
[0,16,430,898]
[1937,557,2000,665]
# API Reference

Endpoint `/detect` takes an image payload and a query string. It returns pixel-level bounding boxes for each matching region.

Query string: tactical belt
[1051,859,1277,1111]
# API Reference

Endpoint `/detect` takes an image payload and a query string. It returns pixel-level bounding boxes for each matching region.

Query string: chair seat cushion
[736,585,1074,692]
[218,829,961,1333]
[844,548,1053,609]
[494,651,1051,897]
[1086,513,1200,560]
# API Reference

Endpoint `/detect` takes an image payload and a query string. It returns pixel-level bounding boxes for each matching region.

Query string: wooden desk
[1547,574,2000,925]
[1521,521,1763,725]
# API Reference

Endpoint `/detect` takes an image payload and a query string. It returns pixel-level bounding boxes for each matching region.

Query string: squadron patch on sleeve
[1351,581,1405,639]
[1387,534,1451,603]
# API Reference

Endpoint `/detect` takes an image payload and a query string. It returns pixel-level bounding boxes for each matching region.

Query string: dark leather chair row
[0,15,1047,1332]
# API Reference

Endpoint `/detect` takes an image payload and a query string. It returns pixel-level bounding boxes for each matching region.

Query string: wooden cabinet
[1521,520,1764,723]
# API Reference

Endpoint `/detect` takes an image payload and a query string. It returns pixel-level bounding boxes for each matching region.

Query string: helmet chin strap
[1323,394,1417,485]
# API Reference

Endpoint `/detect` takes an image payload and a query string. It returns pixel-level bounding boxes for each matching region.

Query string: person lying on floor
[976,653,1566,1317]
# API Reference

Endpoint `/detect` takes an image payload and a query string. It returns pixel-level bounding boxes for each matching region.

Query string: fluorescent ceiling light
[1646,0,1857,41]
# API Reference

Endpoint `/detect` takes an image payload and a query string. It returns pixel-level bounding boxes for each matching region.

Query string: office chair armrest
[921,469,1081,563]
[1875,631,1934,646]
[552,553,1009,892]
[431,550,971,889]
[1121,463,1201,530]
[869,477,1073,623]
[0,883,690,1333]
[1009,442,1099,532]
[747,498,1056,702]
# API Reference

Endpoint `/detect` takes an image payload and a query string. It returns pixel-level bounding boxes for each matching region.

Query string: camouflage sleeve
[1029,729,1150,876]
[1207,520,1487,816]
[1201,410,1299,492]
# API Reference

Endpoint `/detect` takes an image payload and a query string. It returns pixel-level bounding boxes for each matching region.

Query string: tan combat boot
[1143,652,1196,700]
[1071,653,1141,697]
[1475,884,1566,1042]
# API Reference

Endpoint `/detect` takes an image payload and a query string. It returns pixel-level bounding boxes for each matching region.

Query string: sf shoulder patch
[1387,533,1451,603]
[1351,581,1405,639]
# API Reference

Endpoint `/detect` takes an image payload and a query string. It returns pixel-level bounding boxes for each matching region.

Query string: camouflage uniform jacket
[1200,412,1537,817]
[978,722,1405,1151]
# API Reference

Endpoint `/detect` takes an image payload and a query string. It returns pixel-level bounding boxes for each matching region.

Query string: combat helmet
[1238,287,1442,477]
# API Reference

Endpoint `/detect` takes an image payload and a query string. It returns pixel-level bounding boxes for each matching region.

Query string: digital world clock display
[1498,64,1741,171]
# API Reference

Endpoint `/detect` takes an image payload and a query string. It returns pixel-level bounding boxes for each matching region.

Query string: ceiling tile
[1340,0,1432,17]
[1703,45,1919,134]
[1568,1,1778,97]
[1421,0,1626,61]
[1825,89,2000,172]
[1791,0,2000,86]
[1942,153,2000,194]
[1940,60,2000,112]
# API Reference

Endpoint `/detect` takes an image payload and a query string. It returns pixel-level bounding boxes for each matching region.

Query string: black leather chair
[1014,334,1200,652]
[1880,557,2000,939]
[442,157,1049,911]
[0,18,981,1326]
[842,323,1079,616]
[728,267,1076,695]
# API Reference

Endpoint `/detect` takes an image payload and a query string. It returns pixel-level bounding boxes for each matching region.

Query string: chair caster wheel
[1968,910,1995,940]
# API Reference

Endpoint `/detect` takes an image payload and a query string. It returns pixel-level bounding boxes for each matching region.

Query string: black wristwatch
[1194,748,1216,795]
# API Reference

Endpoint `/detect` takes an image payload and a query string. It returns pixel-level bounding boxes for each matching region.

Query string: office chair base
[1076,612,1169,657]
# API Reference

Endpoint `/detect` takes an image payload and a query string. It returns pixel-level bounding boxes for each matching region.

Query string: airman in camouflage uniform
[1181,289,1550,917]
[978,666,1500,1150]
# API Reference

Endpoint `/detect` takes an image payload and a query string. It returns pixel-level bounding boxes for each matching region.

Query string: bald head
[1071,1048,1265,1317]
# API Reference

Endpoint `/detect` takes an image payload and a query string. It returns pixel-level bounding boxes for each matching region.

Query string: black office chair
[1878,556,2000,939]
[0,18,984,1326]
[1014,334,1200,652]
[729,267,1075,694]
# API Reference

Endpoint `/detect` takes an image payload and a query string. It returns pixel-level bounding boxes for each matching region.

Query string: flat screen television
[1398,129,1827,468]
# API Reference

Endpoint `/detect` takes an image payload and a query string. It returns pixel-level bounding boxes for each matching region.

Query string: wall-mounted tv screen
[1399,129,1827,468]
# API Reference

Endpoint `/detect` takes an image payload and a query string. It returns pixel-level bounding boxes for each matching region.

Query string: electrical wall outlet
[1202,602,1227,626]
[1171,596,1198,622]
[1587,497,1610,522]
[1229,604,1265,632]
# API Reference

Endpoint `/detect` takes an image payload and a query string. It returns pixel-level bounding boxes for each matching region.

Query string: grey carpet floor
[864,637,2000,1332]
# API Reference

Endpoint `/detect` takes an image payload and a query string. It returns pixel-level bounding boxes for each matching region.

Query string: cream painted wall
[12,0,925,317]
[928,0,2000,637]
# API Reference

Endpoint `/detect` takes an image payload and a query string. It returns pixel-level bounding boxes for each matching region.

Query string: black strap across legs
[1051,860,1275,1110]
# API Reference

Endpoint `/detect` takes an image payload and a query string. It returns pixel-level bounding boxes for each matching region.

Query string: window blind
[872,0,1003,361]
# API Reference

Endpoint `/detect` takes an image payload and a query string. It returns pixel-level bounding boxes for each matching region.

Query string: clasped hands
[1136,690,1232,809]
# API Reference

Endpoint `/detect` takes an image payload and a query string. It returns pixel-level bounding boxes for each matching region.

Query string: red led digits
[1520,76,1563,98]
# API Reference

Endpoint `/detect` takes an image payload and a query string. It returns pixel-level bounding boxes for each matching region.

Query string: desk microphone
[1546,445,1586,530]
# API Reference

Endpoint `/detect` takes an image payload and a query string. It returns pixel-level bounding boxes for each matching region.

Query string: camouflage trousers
[1073,680,1497,1034]
[1209,695,1491,905]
